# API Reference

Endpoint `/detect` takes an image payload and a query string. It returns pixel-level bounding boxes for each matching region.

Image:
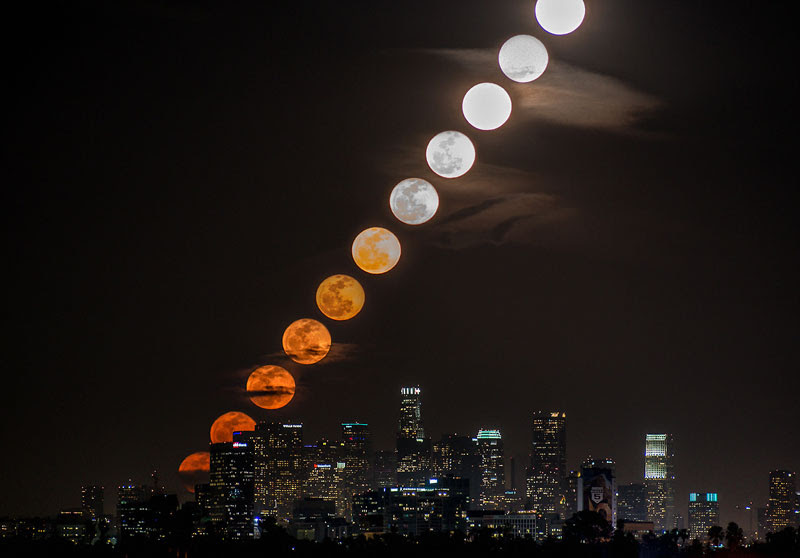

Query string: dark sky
[3,0,798,526]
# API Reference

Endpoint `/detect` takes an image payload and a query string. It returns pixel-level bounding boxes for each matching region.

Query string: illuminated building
[253,421,304,522]
[432,434,481,502]
[477,429,505,510]
[304,439,347,517]
[116,482,152,539]
[767,470,796,533]
[372,450,397,489]
[397,386,431,486]
[80,485,104,519]
[56,509,85,543]
[688,492,719,540]
[578,457,616,527]
[467,510,541,538]
[209,434,255,540]
[644,433,675,531]
[526,411,566,515]
[564,470,580,518]
[342,423,372,511]
[618,483,648,522]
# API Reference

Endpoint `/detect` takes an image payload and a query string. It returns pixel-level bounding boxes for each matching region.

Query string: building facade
[477,429,505,510]
[253,421,304,522]
[578,458,617,527]
[396,386,431,486]
[617,483,648,522]
[209,436,255,540]
[644,433,675,531]
[767,470,796,533]
[687,492,719,541]
[526,411,566,515]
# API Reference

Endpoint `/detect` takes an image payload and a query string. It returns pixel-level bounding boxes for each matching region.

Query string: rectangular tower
[688,492,719,540]
[396,386,431,486]
[767,470,796,533]
[342,422,372,506]
[477,429,505,510]
[526,411,566,515]
[578,458,617,527]
[617,483,648,522]
[253,421,304,523]
[644,433,675,531]
[209,434,255,540]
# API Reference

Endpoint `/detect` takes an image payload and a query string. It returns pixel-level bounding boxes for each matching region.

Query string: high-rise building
[342,423,371,508]
[617,483,648,522]
[644,433,675,531]
[477,429,505,510]
[253,421,304,522]
[209,434,255,540]
[80,485,104,519]
[372,450,397,489]
[564,470,580,519]
[688,492,719,540]
[578,458,616,526]
[767,470,796,533]
[432,434,481,502]
[526,411,566,515]
[304,439,347,517]
[396,386,431,486]
[116,482,152,539]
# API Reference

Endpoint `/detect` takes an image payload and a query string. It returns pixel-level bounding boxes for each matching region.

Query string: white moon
[425,131,476,179]
[535,0,585,35]
[499,35,549,83]
[462,83,512,131]
[390,178,439,225]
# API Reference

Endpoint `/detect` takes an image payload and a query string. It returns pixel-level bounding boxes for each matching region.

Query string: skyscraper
[432,434,481,503]
[80,485,104,519]
[644,433,675,531]
[304,439,347,517]
[253,421,304,522]
[372,450,397,489]
[342,422,371,506]
[617,483,648,522]
[526,411,566,515]
[209,434,255,540]
[477,429,505,510]
[767,470,796,533]
[688,492,719,540]
[578,457,616,526]
[396,386,431,486]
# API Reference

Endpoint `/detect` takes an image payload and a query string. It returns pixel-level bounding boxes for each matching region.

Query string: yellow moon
[282,318,332,364]
[316,274,365,320]
[246,365,295,409]
[209,411,256,443]
[351,227,401,274]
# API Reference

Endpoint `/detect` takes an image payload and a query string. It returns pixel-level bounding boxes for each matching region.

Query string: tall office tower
[617,483,648,522]
[688,492,719,540]
[116,482,152,539]
[372,450,397,489]
[80,485,104,519]
[526,411,566,515]
[396,386,431,486]
[564,470,580,519]
[477,429,506,510]
[432,434,481,502]
[304,438,347,517]
[209,434,255,540]
[342,423,372,506]
[578,457,617,526]
[644,433,675,531]
[253,421,304,522]
[767,470,796,533]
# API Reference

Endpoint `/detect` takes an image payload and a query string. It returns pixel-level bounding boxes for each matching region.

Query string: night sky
[3,0,798,526]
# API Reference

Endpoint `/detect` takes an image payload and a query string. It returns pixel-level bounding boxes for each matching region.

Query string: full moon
[462,83,512,131]
[282,318,332,364]
[535,0,585,35]
[390,178,439,225]
[351,227,401,274]
[499,35,549,83]
[426,131,476,178]
[246,365,295,409]
[178,451,209,493]
[209,411,256,444]
[316,274,365,320]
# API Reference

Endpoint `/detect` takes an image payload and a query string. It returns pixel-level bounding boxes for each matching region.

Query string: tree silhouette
[725,521,744,549]
[563,511,612,544]
[708,524,724,547]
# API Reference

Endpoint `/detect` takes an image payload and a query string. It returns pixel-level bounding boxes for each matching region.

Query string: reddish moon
[247,365,296,409]
[178,451,210,493]
[282,318,331,364]
[209,411,256,443]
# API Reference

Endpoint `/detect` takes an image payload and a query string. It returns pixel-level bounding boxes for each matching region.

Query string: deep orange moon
[246,365,296,409]
[178,451,210,493]
[316,274,365,320]
[282,318,331,364]
[209,411,256,443]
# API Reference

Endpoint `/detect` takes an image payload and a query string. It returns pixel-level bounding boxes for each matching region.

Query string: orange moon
[178,451,210,493]
[282,318,331,364]
[246,365,296,409]
[209,411,256,443]
[316,274,365,320]
[351,227,401,274]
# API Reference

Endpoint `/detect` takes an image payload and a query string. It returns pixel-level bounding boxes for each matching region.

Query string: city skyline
[3,0,798,542]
